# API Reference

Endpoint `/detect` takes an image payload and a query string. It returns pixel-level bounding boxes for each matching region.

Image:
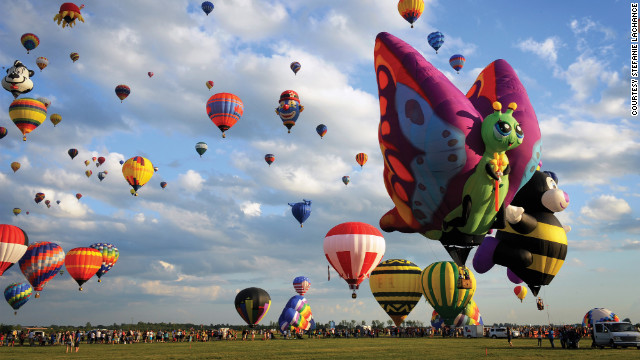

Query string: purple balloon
[507,268,523,284]
[472,236,498,273]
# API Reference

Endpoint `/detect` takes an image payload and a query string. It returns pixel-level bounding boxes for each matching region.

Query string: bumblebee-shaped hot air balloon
[421,261,476,325]
[49,114,62,127]
[70,52,79,62]
[342,176,350,186]
[369,259,422,327]
[36,57,49,71]
[0,127,7,139]
[11,162,20,172]
[316,124,327,139]
[34,192,45,204]
[453,299,483,327]
[12,208,21,216]
[324,222,386,298]
[160,181,167,189]
[68,148,78,159]
[20,33,39,54]
[265,154,275,167]
[0,225,29,275]
[9,98,47,141]
[206,92,244,138]
[53,3,85,28]
[85,170,92,178]
[397,0,424,28]
[234,287,271,327]
[4,283,32,315]
[18,242,65,298]
[288,200,312,227]
[206,80,214,90]
[201,1,214,15]
[115,85,130,102]
[293,276,310,296]
[89,243,119,283]
[514,285,527,302]
[355,153,368,168]
[122,156,154,196]
[65,247,102,291]
[290,62,301,75]
[195,142,208,157]
[449,54,465,73]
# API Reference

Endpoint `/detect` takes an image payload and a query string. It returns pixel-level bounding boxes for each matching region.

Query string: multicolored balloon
[582,308,620,327]
[45,200,51,208]
[195,142,208,157]
[68,149,78,159]
[122,156,154,196]
[288,199,312,227]
[421,261,475,325]
[89,243,119,282]
[70,52,79,62]
[206,80,214,90]
[293,276,310,296]
[85,170,92,178]
[36,57,49,71]
[20,33,39,54]
[0,225,29,276]
[342,176,349,186]
[160,181,167,189]
[265,154,275,166]
[234,287,271,327]
[10,162,20,173]
[50,114,62,127]
[275,90,304,133]
[115,84,130,102]
[18,242,65,298]
[449,54,465,73]
[427,31,444,53]
[324,222,386,298]
[290,61,301,75]
[369,259,422,327]
[4,283,32,315]
[84,159,90,166]
[9,98,47,141]
[65,247,102,291]
[98,171,107,181]
[397,0,424,28]
[206,92,244,138]
[514,285,527,302]
[201,2,214,15]
[12,208,21,216]
[355,153,368,168]
[0,127,6,139]
[53,3,85,28]
[453,299,483,327]
[316,124,327,139]
[34,193,45,204]
[430,310,444,329]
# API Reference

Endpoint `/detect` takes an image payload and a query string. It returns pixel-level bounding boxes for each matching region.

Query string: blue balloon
[201,1,214,15]
[4,282,32,314]
[288,199,311,227]
[427,31,445,53]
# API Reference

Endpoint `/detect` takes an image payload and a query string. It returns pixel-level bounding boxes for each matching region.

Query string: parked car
[489,327,508,338]
[593,321,640,349]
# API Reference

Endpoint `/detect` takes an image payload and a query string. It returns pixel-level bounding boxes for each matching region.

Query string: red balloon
[65,247,102,290]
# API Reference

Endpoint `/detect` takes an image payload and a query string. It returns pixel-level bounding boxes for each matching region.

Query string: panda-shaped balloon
[473,170,570,296]
[2,61,35,99]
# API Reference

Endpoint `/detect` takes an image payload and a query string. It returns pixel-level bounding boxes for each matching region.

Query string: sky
[0,0,637,328]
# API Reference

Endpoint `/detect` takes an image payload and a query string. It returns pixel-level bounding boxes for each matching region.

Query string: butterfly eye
[494,121,512,138]
[515,124,524,139]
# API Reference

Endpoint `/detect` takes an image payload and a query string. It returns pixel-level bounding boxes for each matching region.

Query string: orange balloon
[65,247,102,291]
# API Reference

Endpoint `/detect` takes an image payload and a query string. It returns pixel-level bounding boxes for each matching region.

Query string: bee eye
[493,121,512,138]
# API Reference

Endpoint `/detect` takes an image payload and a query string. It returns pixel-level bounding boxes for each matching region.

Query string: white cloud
[240,201,262,217]
[516,37,562,64]
[177,170,205,193]
[580,195,632,221]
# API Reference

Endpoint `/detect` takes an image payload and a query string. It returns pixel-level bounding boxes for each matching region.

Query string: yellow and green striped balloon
[420,261,475,325]
[369,259,422,327]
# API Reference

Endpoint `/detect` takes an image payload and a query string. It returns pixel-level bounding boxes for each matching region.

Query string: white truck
[593,321,640,349]
[463,325,484,338]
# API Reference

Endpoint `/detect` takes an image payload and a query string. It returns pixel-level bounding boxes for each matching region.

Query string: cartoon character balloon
[65,247,102,291]
[234,287,271,327]
[265,154,275,166]
[3,61,35,99]
[427,31,444,53]
[115,85,130,102]
[290,61,301,75]
[397,0,424,28]
[293,276,310,296]
[53,3,85,28]
[0,225,29,276]
[316,124,327,139]
[18,242,65,298]
[122,156,154,196]
[201,1,214,15]
[4,283,32,315]
[288,199,312,227]
[206,92,244,138]
[369,259,422,327]
[89,243,119,282]
[275,90,304,133]
[375,32,541,266]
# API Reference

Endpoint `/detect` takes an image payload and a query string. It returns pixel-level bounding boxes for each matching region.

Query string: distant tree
[387,320,393,327]
[415,321,424,328]
[85,322,92,329]
[350,320,356,328]
[361,320,366,326]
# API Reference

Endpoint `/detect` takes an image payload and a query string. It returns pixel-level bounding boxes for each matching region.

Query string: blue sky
[0,0,637,327]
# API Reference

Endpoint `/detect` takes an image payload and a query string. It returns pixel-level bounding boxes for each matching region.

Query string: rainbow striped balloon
[18,242,65,297]
[20,33,39,53]
[89,243,120,282]
[4,282,33,314]
[8,98,47,141]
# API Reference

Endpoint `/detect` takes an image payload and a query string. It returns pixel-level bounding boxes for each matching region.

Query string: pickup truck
[593,321,640,349]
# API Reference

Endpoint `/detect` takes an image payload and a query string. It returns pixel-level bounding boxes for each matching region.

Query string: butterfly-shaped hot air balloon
[195,142,208,157]
[265,154,275,166]
[355,153,368,168]
[20,33,39,54]
[397,0,424,28]
[53,3,85,28]
[324,222,386,298]
[9,98,47,141]
[115,85,130,102]
[65,247,102,291]
[4,283,32,315]
[427,31,444,53]
[18,242,65,298]
[89,243,119,282]
[206,92,243,138]
[375,32,541,266]
[369,259,422,327]
[235,287,271,327]
[122,156,154,196]
[11,162,20,173]
[288,200,311,227]
[70,52,79,62]
[342,176,350,186]
[201,1,214,15]
[421,261,475,325]
[0,225,29,276]
[293,276,310,296]
[290,61,301,75]
[36,57,48,71]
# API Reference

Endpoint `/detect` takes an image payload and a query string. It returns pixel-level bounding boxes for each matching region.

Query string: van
[463,325,484,338]
[489,327,508,338]
[593,321,640,349]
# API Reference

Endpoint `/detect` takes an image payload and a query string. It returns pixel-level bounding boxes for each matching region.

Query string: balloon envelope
[290,61,301,75]
[0,225,29,276]
[4,282,32,313]
[65,247,102,290]
[397,0,424,28]
[293,276,311,296]
[0,127,6,139]
[195,142,208,157]
[89,243,119,282]
[265,154,275,166]
[50,114,62,127]
[288,200,312,227]
[421,261,475,325]
[206,93,244,138]
[427,31,444,53]
[369,259,422,327]
[342,176,350,185]
[583,308,620,327]
[202,2,214,15]
[316,124,327,138]
[36,57,49,71]
[115,84,130,102]
[9,98,47,141]
[20,33,39,53]
[514,285,527,302]
[18,242,65,296]
[11,162,20,172]
[122,156,154,194]
[68,149,78,159]
[70,52,79,62]
[234,287,271,327]
[449,54,466,73]
[355,153,368,167]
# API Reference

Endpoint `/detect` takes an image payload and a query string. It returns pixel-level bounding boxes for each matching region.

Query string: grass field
[0,337,638,360]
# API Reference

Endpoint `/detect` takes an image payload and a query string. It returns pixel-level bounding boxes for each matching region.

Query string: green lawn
[0,337,637,360]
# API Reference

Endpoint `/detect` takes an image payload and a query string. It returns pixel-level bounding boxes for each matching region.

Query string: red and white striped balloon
[324,222,385,298]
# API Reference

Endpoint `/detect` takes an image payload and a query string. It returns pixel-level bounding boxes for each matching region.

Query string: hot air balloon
[148,72,154,78]
[453,299,483,327]
[397,0,424,28]
[0,225,29,276]
[119,160,124,165]
[37,97,51,108]
[160,181,167,189]
[206,92,244,138]
[202,1,214,15]
[49,114,62,127]
[430,310,444,329]
[35,193,45,204]
[290,62,301,75]
[65,247,102,291]
[427,31,444,53]
[97,157,105,166]
[355,153,368,168]
[20,33,39,54]
[92,157,97,162]
[18,242,65,298]
[84,160,90,166]
[9,98,47,141]
[234,287,271,327]
[421,261,475,325]
[153,166,159,172]
[514,285,527,302]
[68,148,78,159]
[115,84,130,102]
[85,170,92,178]
[369,259,422,327]
[98,172,106,181]
[45,200,51,208]
[582,308,620,327]
[122,156,154,196]
[10,162,20,172]
[293,276,310,296]
[275,90,304,133]
[76,193,82,200]
[56,200,60,205]
[265,154,275,166]
[195,142,208,157]
[89,243,119,282]
[281,295,315,333]
[4,283,32,315]
[288,200,311,227]
[53,3,85,28]
[12,208,21,216]
[70,52,79,62]
[0,127,6,139]
[316,124,327,139]
[206,80,214,90]
[324,222,386,298]
[342,176,350,186]
[449,54,465,73]
[36,57,49,71]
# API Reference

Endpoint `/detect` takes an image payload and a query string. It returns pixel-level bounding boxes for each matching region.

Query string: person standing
[65,332,73,353]
[507,327,513,347]
[537,328,543,346]
[547,327,555,348]
[75,330,82,352]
